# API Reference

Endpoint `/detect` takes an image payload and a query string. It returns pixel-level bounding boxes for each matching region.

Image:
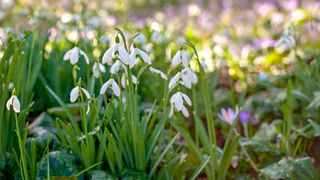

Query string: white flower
[181,68,198,89]
[168,69,197,89]
[63,47,89,65]
[100,79,121,97]
[70,86,91,103]
[168,72,181,89]
[102,43,130,66]
[172,50,190,68]
[121,73,137,88]
[129,48,152,67]
[92,62,106,78]
[149,67,167,80]
[169,92,192,118]
[133,33,147,44]
[110,60,125,74]
[6,95,20,113]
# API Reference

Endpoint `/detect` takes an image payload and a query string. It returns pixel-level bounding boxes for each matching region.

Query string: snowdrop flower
[70,86,91,103]
[169,92,192,118]
[133,33,147,44]
[110,60,125,74]
[63,47,89,65]
[168,69,198,89]
[172,50,190,68]
[149,67,167,80]
[129,47,152,66]
[121,74,137,88]
[102,37,131,66]
[100,79,121,97]
[168,72,181,89]
[6,93,20,113]
[181,68,198,89]
[92,62,106,78]
[218,107,239,125]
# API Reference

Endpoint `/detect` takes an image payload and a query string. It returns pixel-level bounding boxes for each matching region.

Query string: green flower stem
[186,41,218,179]
[15,113,28,180]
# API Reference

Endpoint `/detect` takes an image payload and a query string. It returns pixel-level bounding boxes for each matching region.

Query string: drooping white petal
[70,87,80,102]
[117,45,130,65]
[168,105,174,118]
[92,63,99,78]
[190,70,198,84]
[137,49,151,64]
[111,80,121,97]
[168,72,181,89]
[102,46,114,64]
[170,93,178,104]
[171,51,181,68]
[181,50,190,67]
[81,88,91,99]
[63,49,72,61]
[149,67,167,80]
[180,105,189,117]
[99,63,106,73]
[110,61,122,74]
[6,96,13,110]
[180,92,192,106]
[181,71,192,89]
[173,93,184,111]
[129,50,137,67]
[12,96,20,113]
[100,80,111,94]
[80,50,90,64]
[70,48,79,64]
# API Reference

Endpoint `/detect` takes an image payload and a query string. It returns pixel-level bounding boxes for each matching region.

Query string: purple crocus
[239,110,251,125]
[218,107,238,125]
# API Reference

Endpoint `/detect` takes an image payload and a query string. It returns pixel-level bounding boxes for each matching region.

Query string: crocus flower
[92,62,106,78]
[102,39,131,66]
[100,79,121,97]
[63,47,89,65]
[239,110,251,125]
[169,92,192,118]
[218,107,238,125]
[149,67,167,80]
[70,86,91,103]
[171,50,190,68]
[6,94,20,113]
[129,47,152,66]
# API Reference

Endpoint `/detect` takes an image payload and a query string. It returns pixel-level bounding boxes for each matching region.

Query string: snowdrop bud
[149,67,167,80]
[100,79,121,97]
[63,47,89,65]
[6,93,20,113]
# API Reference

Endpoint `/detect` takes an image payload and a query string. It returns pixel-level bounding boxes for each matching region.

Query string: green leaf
[259,157,315,180]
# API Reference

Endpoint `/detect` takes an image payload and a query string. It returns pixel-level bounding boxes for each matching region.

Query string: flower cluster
[62,33,168,106]
[168,48,198,118]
